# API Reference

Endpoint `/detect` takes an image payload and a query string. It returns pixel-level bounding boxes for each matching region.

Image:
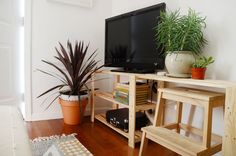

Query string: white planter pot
[165,51,195,78]
[60,94,88,102]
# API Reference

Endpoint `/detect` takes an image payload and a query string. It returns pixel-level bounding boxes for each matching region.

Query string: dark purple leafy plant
[37,40,103,109]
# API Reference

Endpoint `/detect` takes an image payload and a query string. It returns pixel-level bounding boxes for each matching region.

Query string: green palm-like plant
[37,41,103,109]
[155,9,207,55]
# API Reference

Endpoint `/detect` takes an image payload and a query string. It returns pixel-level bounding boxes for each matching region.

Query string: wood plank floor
[27,117,177,156]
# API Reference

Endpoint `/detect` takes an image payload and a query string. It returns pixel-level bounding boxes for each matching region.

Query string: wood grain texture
[96,70,236,155]
[97,70,235,88]
[158,81,165,125]
[146,87,224,155]
[27,118,178,156]
[179,123,222,143]
[158,87,225,101]
[113,75,120,109]
[176,102,183,133]
[203,103,213,148]
[142,126,206,156]
[154,91,164,127]
[139,132,148,156]
[95,91,156,111]
[128,75,136,148]
[91,74,95,122]
[223,86,236,156]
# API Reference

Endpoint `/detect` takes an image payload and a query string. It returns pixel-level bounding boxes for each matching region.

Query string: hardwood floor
[27,117,177,156]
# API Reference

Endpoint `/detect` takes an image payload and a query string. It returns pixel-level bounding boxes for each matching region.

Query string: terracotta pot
[165,51,195,78]
[191,68,206,80]
[59,94,88,125]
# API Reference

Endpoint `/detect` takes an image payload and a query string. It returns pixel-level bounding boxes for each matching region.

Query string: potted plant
[192,56,214,79]
[155,9,207,77]
[37,41,103,125]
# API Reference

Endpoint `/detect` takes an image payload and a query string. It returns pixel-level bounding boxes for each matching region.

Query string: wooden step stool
[139,87,225,156]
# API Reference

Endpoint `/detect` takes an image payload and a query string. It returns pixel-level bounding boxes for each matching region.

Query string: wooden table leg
[185,105,196,137]
[222,86,236,156]
[139,132,148,156]
[158,81,165,126]
[129,75,136,148]
[112,75,120,109]
[176,102,183,133]
[90,74,95,122]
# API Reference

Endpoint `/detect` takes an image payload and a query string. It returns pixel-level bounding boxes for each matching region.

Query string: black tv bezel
[104,3,166,70]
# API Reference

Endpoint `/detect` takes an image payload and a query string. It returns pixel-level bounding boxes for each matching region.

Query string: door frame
[24,0,32,121]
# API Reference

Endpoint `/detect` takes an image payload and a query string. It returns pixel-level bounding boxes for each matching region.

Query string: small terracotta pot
[59,97,88,125]
[191,68,206,80]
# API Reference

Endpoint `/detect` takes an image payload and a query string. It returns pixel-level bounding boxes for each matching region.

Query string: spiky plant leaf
[38,41,103,109]
[37,84,65,98]
[155,9,207,55]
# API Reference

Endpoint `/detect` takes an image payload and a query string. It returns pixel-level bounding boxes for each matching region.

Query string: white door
[0,0,23,105]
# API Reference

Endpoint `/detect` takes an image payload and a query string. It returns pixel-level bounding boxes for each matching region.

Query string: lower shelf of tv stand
[95,91,156,111]
[95,114,142,143]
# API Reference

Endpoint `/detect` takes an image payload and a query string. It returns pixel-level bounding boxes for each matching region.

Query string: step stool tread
[158,87,224,101]
[142,126,206,156]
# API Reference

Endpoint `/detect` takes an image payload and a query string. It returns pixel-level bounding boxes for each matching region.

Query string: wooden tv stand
[91,70,236,156]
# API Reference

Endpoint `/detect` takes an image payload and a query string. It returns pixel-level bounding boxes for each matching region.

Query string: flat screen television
[104,3,166,73]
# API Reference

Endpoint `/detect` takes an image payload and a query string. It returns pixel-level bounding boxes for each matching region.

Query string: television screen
[105,3,166,73]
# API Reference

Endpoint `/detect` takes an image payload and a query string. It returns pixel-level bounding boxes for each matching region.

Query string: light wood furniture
[92,72,156,147]
[91,70,236,156]
[139,87,225,156]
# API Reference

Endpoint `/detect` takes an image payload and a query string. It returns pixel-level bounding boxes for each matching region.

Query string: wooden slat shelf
[95,91,129,108]
[95,91,156,111]
[92,70,236,154]
[95,114,141,143]
[136,102,156,111]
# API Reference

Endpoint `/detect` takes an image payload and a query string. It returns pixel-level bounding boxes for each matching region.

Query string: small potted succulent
[191,56,214,79]
[37,41,103,125]
[155,9,207,77]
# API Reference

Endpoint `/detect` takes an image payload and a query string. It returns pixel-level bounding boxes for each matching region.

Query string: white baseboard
[30,111,63,121]
[29,106,111,121]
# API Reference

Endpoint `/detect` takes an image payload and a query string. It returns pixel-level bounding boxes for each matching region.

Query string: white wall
[28,0,236,134]
[30,0,112,121]
[112,0,236,139]
[112,0,179,16]
[112,0,236,81]
[177,0,236,81]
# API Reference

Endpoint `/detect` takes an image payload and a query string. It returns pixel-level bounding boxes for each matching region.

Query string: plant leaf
[37,84,65,98]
